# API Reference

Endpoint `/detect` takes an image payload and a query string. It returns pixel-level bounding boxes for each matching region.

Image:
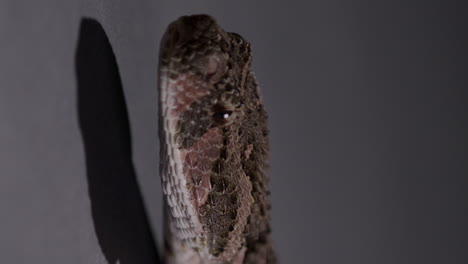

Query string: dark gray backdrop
[1,0,467,263]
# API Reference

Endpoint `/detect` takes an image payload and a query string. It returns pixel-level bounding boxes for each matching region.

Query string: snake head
[159,14,269,262]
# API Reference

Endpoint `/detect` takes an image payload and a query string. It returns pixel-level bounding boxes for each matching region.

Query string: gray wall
[1,0,467,263]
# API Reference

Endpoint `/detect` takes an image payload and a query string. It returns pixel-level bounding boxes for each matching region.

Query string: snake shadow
[75,18,161,264]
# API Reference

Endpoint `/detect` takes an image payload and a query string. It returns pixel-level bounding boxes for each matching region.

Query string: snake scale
[158,14,275,264]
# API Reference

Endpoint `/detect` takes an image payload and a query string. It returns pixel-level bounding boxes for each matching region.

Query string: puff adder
[158,14,275,264]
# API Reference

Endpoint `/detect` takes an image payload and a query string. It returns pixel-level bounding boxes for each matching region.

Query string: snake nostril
[163,22,183,49]
[171,30,180,46]
[229,194,237,205]
[230,211,237,220]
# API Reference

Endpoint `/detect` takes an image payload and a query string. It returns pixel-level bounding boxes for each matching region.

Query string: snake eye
[212,110,233,122]
[211,104,235,126]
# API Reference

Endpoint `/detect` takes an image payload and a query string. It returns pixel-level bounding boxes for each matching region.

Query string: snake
[158,14,275,264]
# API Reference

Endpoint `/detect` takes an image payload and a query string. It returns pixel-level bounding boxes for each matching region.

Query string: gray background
[1,0,467,263]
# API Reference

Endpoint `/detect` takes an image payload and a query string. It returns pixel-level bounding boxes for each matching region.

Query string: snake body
[158,15,275,263]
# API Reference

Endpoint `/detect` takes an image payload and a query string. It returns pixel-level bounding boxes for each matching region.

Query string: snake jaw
[159,68,207,244]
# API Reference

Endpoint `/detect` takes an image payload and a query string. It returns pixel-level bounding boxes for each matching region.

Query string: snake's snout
[163,14,230,49]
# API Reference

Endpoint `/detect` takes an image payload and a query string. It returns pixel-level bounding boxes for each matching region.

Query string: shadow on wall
[75,18,161,264]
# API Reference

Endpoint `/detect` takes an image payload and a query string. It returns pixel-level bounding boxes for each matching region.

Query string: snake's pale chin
[159,67,209,244]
